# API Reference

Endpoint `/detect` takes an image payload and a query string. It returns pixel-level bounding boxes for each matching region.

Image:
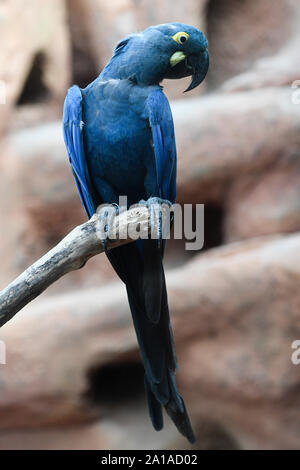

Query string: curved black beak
[184,49,209,92]
[165,47,209,91]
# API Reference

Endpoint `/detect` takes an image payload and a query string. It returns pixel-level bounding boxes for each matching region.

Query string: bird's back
[82,78,160,205]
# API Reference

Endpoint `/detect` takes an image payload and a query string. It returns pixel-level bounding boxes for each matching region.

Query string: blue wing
[147,90,177,203]
[63,85,96,218]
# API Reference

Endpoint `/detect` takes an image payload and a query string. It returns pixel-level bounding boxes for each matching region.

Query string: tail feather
[144,376,163,431]
[107,240,196,444]
[165,393,196,444]
[143,240,162,323]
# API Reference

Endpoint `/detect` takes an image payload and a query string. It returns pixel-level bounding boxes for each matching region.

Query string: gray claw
[97,204,119,253]
[140,197,172,247]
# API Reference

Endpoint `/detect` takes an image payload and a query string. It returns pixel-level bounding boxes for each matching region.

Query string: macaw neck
[100,58,126,81]
[99,53,165,87]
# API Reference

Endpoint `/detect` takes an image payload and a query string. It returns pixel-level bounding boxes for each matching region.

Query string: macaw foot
[97,203,119,254]
[139,197,172,246]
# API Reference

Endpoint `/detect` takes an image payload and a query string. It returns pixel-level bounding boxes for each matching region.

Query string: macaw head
[102,23,209,92]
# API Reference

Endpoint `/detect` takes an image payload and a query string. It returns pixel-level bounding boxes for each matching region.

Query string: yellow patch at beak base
[170,51,187,67]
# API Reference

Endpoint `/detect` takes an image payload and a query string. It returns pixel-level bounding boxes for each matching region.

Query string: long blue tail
[107,240,196,443]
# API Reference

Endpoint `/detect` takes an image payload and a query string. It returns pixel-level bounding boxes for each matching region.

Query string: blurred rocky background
[1,0,300,450]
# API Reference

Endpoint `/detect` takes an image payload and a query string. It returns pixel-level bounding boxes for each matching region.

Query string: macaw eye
[172,31,189,45]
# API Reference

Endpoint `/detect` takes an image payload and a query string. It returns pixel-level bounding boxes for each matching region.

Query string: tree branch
[0,206,151,327]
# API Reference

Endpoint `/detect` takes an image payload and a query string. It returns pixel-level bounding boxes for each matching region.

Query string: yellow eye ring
[172,31,189,45]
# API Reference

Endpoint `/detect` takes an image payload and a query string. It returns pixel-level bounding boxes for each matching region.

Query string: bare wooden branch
[0,206,152,328]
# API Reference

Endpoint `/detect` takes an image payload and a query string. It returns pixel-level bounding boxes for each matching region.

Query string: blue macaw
[63,23,209,443]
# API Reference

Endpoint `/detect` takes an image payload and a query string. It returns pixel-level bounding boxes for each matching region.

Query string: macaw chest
[85,116,153,201]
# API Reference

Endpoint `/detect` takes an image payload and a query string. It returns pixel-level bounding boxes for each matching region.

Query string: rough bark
[0,205,151,327]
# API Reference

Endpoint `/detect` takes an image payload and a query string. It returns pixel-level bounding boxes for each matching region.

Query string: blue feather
[63,85,96,218]
[147,90,177,202]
